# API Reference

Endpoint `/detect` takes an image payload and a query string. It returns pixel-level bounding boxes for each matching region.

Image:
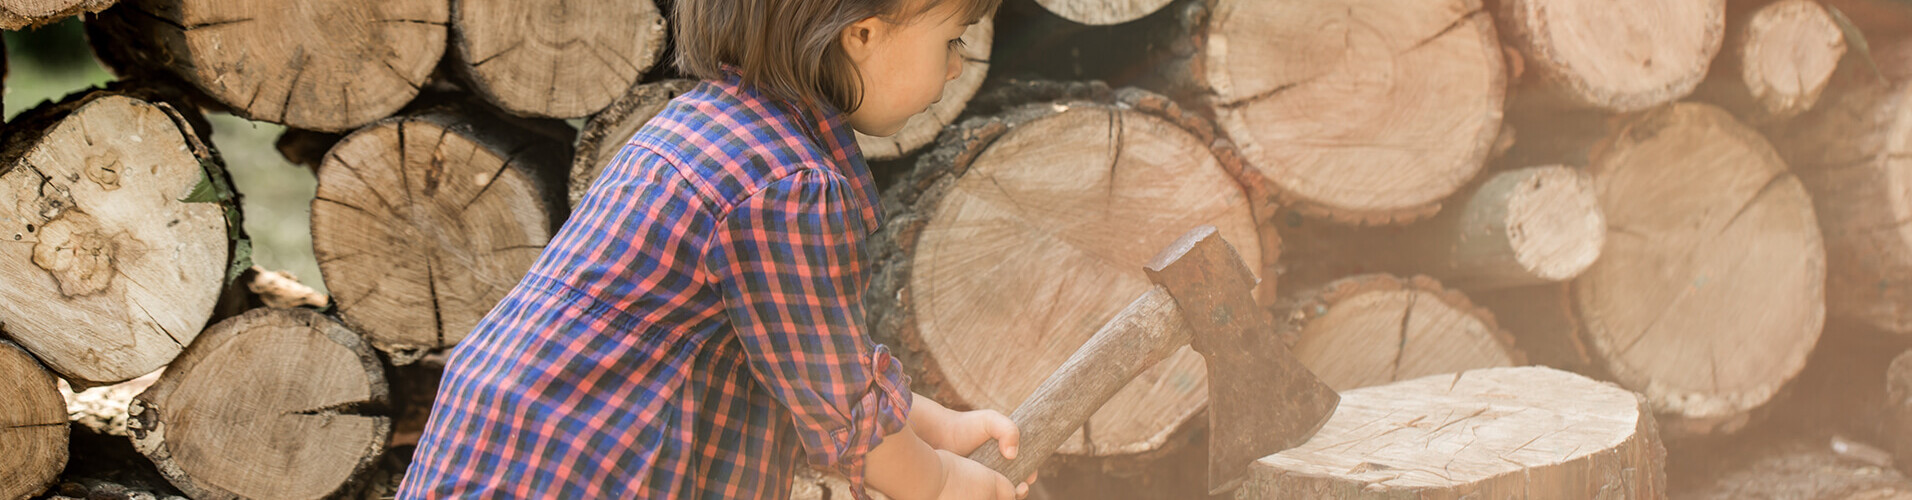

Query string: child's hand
[935,449,1027,500]
[930,408,1020,457]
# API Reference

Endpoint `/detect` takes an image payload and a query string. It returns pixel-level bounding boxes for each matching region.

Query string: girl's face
[840,3,973,137]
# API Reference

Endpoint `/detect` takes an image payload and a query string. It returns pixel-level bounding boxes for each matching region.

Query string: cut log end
[96,0,448,132]
[1579,102,1824,435]
[452,0,668,118]
[0,91,229,385]
[1032,0,1173,25]
[1278,274,1524,392]
[1501,0,1726,112]
[1201,0,1504,224]
[871,90,1266,458]
[571,79,698,207]
[1408,165,1604,290]
[314,107,568,358]
[129,308,389,500]
[1736,0,1845,122]
[0,0,115,29]
[854,17,992,160]
[0,340,67,500]
[1240,367,1665,498]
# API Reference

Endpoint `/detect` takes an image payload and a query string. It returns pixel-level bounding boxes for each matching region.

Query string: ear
[840,16,885,63]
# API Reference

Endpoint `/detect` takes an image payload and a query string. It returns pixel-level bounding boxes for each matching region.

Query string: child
[395,0,1034,498]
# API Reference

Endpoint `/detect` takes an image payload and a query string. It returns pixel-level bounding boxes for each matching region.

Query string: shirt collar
[714,64,883,232]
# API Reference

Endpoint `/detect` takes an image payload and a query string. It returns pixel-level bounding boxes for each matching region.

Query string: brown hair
[672,0,998,114]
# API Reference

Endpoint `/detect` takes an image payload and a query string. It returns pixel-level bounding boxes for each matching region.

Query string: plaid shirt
[398,71,911,499]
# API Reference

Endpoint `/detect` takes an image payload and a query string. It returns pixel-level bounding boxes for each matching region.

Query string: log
[1765,43,1912,335]
[0,339,67,500]
[1274,274,1524,392]
[311,105,570,362]
[868,88,1270,459]
[1238,366,1665,498]
[1164,0,1504,225]
[0,90,231,386]
[1577,102,1825,436]
[1889,350,1912,476]
[1468,283,1605,377]
[1032,0,1171,25]
[0,0,112,29]
[89,0,448,132]
[570,79,696,207]
[127,308,390,500]
[1498,0,1726,112]
[1673,432,1912,500]
[1693,0,1846,124]
[448,0,667,119]
[854,16,993,160]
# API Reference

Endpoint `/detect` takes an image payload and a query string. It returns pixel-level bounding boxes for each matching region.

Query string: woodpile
[4,0,1912,497]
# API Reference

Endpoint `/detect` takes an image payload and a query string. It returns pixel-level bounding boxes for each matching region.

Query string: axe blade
[1144,226,1340,494]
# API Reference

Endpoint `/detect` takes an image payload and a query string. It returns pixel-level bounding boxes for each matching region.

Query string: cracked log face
[1200,0,1504,225]
[1277,274,1522,392]
[1578,102,1824,436]
[311,108,567,361]
[869,93,1267,458]
[104,0,447,132]
[571,79,696,207]
[1499,0,1723,112]
[0,94,227,386]
[0,340,67,500]
[129,308,390,500]
[450,0,667,119]
[854,16,992,161]
[1032,0,1170,25]
[1240,366,1666,498]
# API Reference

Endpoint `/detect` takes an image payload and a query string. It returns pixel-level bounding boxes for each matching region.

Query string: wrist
[930,449,958,499]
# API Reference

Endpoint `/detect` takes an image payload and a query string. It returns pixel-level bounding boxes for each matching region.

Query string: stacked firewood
[2,0,1910,498]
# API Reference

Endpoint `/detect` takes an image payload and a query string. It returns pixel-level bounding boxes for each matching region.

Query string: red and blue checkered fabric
[396,71,911,500]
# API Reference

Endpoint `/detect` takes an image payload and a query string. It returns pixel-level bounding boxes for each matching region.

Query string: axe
[967,225,1340,494]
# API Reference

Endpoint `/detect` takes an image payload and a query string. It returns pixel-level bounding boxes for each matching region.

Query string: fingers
[1017,471,1037,499]
[993,473,1016,500]
[980,411,1019,460]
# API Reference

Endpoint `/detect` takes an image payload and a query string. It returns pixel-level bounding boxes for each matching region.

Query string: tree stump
[91,0,448,132]
[1239,366,1666,499]
[1498,0,1726,112]
[1032,0,1171,25]
[1578,102,1825,436]
[0,91,231,386]
[570,79,696,207]
[1274,274,1523,392]
[868,88,1269,459]
[128,307,389,500]
[855,16,993,160]
[1693,0,1846,124]
[311,106,569,361]
[1189,0,1505,224]
[0,0,112,29]
[1765,46,1912,336]
[449,0,667,119]
[0,339,66,500]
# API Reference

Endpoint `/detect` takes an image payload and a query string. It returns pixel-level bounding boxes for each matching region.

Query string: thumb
[983,412,1020,460]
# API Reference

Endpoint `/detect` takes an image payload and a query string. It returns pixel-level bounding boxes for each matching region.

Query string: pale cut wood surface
[128,308,388,500]
[451,0,667,118]
[1402,165,1605,290]
[1499,0,1724,112]
[1279,274,1522,392]
[855,17,992,160]
[1201,0,1504,224]
[1734,0,1845,122]
[1033,0,1171,25]
[0,0,114,29]
[1578,102,1824,436]
[1765,56,1912,336]
[102,0,448,132]
[312,107,568,361]
[571,79,697,207]
[1240,366,1665,499]
[0,339,67,500]
[870,90,1267,458]
[0,93,228,386]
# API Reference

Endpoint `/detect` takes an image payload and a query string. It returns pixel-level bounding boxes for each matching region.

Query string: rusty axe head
[1144,225,1340,494]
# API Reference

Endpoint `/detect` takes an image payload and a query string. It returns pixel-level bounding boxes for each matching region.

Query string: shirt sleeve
[704,167,912,499]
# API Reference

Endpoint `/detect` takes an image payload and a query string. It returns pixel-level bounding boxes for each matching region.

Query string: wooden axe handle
[968,285,1190,482]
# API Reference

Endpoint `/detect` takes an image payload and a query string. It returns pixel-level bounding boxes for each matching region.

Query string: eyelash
[948,38,967,49]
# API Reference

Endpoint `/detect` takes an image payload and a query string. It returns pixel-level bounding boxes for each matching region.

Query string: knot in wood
[85,149,123,190]
[31,211,125,296]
